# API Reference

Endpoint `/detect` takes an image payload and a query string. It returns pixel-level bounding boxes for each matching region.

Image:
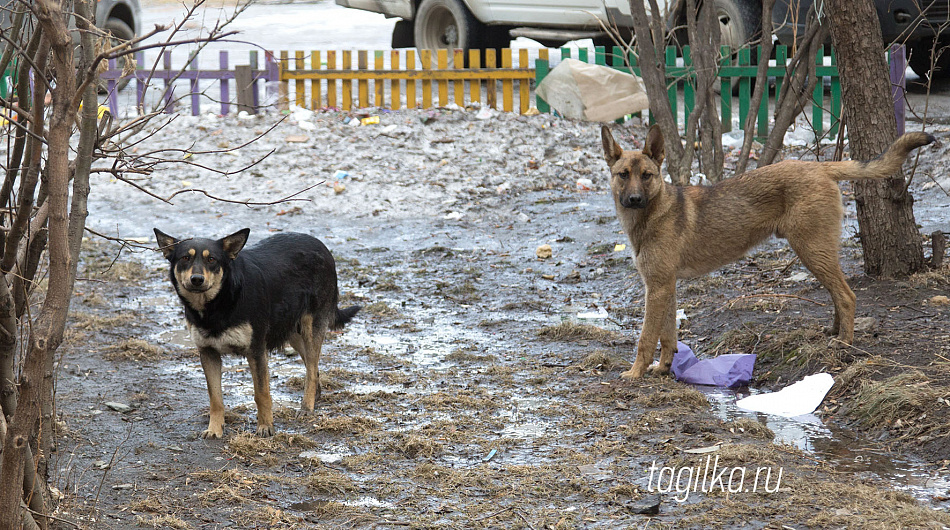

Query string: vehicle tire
[392,19,415,48]
[909,38,950,81]
[100,18,135,92]
[414,0,486,67]
[716,0,761,52]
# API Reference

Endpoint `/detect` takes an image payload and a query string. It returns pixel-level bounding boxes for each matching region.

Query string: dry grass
[306,467,355,494]
[70,311,135,330]
[103,339,166,361]
[310,415,380,434]
[575,349,629,371]
[632,386,709,410]
[135,514,190,529]
[363,301,399,316]
[387,433,443,459]
[226,432,318,459]
[726,418,775,441]
[537,321,621,343]
[852,370,940,431]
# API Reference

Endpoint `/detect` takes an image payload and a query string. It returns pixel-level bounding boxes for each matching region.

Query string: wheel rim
[718,9,742,51]
[420,5,459,50]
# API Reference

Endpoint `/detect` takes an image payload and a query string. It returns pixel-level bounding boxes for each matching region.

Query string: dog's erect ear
[601,125,623,167]
[642,124,665,167]
[153,228,178,260]
[221,228,250,260]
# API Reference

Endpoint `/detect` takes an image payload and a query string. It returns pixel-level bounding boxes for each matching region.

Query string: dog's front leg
[648,291,678,376]
[621,277,675,379]
[246,351,275,437]
[199,347,225,439]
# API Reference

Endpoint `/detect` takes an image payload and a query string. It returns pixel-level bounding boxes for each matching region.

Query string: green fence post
[561,47,572,61]
[774,45,787,105]
[756,45,768,142]
[578,47,589,63]
[666,46,678,129]
[683,46,695,126]
[720,45,732,133]
[536,52,550,114]
[830,46,841,138]
[812,45,825,138]
[737,47,751,132]
[595,46,606,66]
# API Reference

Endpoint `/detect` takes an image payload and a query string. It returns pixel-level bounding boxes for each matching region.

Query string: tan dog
[602,125,934,379]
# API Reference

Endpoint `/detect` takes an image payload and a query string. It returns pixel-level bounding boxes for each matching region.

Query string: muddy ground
[42,107,950,528]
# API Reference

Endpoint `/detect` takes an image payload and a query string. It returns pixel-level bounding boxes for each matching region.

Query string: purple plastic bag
[671,342,755,388]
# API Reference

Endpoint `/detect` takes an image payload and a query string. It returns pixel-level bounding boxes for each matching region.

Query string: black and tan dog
[602,125,934,380]
[154,228,360,438]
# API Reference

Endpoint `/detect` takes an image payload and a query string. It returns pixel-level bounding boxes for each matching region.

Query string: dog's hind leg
[622,276,676,379]
[648,292,678,376]
[788,237,856,345]
[292,314,327,413]
[246,351,275,437]
[199,347,226,439]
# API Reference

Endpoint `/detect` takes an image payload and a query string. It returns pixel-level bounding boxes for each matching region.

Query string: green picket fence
[535,45,842,142]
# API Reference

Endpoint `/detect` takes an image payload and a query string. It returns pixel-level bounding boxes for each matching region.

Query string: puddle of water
[700,386,950,507]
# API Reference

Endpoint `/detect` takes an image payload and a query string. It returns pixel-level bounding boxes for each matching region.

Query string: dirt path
[50,108,950,528]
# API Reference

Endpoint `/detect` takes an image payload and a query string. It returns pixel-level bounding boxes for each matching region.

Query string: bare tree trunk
[826,0,926,277]
[683,0,723,181]
[736,0,775,175]
[758,8,827,167]
[629,0,691,184]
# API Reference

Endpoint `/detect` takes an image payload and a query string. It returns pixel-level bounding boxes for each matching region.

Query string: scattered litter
[787,272,810,282]
[671,342,755,388]
[333,183,346,195]
[482,448,497,462]
[360,115,380,125]
[535,59,649,122]
[682,443,721,454]
[496,182,511,194]
[112,483,134,490]
[578,461,613,481]
[675,309,688,329]
[536,244,553,259]
[854,316,878,333]
[380,124,398,134]
[524,107,540,116]
[298,120,316,131]
[299,451,345,464]
[444,211,463,220]
[577,307,609,320]
[625,494,660,515]
[475,107,494,120]
[333,170,349,180]
[614,244,627,252]
[576,178,594,191]
[736,373,835,417]
[931,295,949,306]
[104,402,132,413]
[285,135,309,143]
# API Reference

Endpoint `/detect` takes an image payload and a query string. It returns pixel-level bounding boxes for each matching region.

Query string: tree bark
[629,0,692,184]
[826,0,925,277]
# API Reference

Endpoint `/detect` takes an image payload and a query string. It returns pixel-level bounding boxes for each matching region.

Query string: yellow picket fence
[276,48,544,113]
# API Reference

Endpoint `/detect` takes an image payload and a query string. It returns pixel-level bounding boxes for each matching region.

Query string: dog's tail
[331,305,361,331]
[831,132,935,181]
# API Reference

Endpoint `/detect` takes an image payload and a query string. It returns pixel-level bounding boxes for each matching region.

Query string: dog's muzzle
[621,194,648,209]
[188,274,207,290]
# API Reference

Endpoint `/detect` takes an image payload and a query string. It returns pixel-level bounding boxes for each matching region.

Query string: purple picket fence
[100,50,279,117]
